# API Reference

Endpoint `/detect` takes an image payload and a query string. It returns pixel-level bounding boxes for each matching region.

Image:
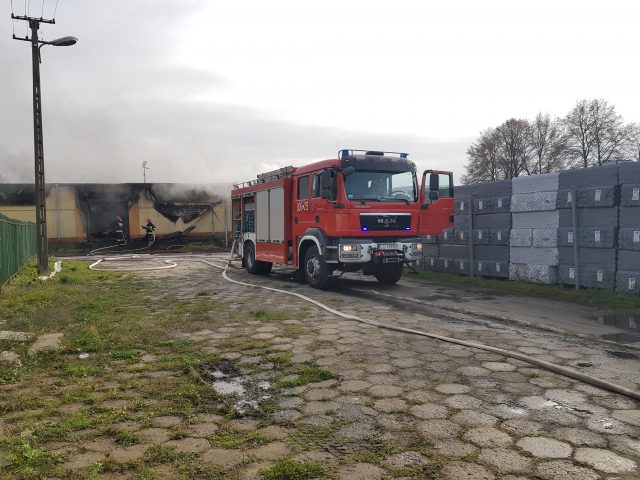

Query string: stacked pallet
[438,181,512,277]
[556,165,619,289]
[509,173,560,284]
[617,162,640,293]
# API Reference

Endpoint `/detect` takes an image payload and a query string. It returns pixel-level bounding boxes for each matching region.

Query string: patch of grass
[143,444,177,465]
[411,270,640,310]
[261,458,330,480]
[3,441,62,479]
[281,324,305,338]
[279,366,336,388]
[209,428,268,449]
[173,461,227,480]
[110,428,140,446]
[250,309,289,322]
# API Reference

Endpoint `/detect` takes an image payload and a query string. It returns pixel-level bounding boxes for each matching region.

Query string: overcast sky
[1,0,639,185]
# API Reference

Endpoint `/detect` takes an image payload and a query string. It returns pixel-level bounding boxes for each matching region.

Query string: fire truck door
[419,170,455,236]
[293,174,315,240]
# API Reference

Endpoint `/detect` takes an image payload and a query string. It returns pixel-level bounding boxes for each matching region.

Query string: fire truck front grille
[360,213,411,231]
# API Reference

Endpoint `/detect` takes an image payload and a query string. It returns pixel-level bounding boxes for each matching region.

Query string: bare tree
[563,99,595,168]
[625,123,640,161]
[590,99,628,165]
[496,118,532,178]
[462,128,502,184]
[528,113,567,174]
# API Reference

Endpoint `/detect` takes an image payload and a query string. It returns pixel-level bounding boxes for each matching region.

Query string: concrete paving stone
[552,427,607,447]
[544,389,586,404]
[574,447,637,474]
[375,414,408,431]
[258,426,291,441]
[0,331,33,341]
[374,398,407,413]
[152,415,182,428]
[536,460,600,480]
[502,382,542,397]
[165,437,210,454]
[445,395,483,410]
[63,451,107,469]
[188,423,219,438]
[300,414,333,427]
[83,438,118,453]
[385,451,429,468]
[279,396,304,409]
[501,419,544,437]
[516,436,572,458]
[307,379,338,388]
[551,350,583,360]
[611,409,640,427]
[391,358,422,368]
[291,353,313,363]
[427,361,450,372]
[432,439,477,456]
[137,428,172,444]
[112,421,142,432]
[450,410,498,427]
[229,419,259,431]
[593,394,639,410]
[197,413,224,423]
[109,444,149,463]
[435,383,472,394]
[200,448,245,467]
[337,422,376,440]
[444,349,473,358]
[530,377,570,389]
[404,389,443,403]
[608,435,640,458]
[440,461,496,480]
[417,419,460,438]
[337,462,386,480]
[483,362,517,372]
[478,448,533,473]
[368,385,403,398]
[586,416,632,435]
[337,380,371,392]
[0,351,21,366]
[410,402,448,419]
[28,333,64,356]
[304,388,339,401]
[249,441,291,460]
[463,427,513,447]
[365,374,398,385]
[282,385,307,395]
[221,352,242,360]
[303,401,340,414]
[459,366,491,376]
[271,409,303,423]
[492,372,529,383]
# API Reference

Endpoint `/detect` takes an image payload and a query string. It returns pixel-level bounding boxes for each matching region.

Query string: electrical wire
[52,0,58,20]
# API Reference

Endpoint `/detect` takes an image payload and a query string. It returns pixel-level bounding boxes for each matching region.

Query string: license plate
[378,243,398,250]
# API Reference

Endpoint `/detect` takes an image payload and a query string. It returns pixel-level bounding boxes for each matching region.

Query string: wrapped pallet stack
[556,164,619,290]
[443,181,512,277]
[617,162,640,293]
[509,173,560,283]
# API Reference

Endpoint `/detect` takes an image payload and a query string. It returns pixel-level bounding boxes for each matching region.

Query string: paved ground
[6,256,640,479]
[149,258,639,478]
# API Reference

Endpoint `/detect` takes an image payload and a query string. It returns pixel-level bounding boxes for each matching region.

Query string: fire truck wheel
[304,245,329,289]
[244,242,260,274]
[374,263,404,285]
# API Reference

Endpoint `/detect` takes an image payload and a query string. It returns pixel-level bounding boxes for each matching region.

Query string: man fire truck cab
[231,150,453,289]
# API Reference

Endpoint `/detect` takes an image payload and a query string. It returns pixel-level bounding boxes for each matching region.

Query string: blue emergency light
[405,226,411,230]
[340,149,350,157]
[400,153,409,159]
[362,227,368,231]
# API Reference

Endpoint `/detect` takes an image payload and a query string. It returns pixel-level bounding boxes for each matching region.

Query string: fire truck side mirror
[319,171,335,200]
[429,173,440,192]
[342,166,355,177]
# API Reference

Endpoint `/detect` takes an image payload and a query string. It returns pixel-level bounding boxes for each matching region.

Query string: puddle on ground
[593,312,638,330]
[197,360,272,415]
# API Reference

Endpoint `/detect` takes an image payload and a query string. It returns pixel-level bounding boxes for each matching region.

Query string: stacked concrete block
[509,173,560,284]
[450,181,512,278]
[616,162,640,293]
[556,165,619,290]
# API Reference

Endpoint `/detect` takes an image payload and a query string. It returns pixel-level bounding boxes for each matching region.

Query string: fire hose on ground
[84,253,640,402]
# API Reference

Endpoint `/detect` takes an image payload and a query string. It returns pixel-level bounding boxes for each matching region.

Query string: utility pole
[11,13,77,274]
[142,161,150,186]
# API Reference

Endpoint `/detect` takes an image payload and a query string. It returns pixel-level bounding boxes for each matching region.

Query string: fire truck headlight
[341,244,357,252]
[413,243,423,251]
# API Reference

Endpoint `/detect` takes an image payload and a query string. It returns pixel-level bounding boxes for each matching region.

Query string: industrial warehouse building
[0,183,231,242]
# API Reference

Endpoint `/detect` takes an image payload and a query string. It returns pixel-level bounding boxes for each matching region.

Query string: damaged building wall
[0,183,230,242]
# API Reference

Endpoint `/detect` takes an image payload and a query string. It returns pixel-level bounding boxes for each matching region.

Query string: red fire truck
[231,150,453,289]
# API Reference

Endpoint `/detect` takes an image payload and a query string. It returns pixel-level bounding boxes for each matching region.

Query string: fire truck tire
[304,245,329,289]
[244,242,260,274]
[259,262,273,275]
[374,263,404,285]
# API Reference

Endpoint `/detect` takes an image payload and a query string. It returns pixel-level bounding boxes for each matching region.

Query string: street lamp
[12,13,77,274]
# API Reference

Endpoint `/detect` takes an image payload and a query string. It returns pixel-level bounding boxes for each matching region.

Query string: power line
[53,0,59,20]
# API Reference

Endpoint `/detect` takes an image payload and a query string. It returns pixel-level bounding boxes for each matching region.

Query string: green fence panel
[0,213,37,284]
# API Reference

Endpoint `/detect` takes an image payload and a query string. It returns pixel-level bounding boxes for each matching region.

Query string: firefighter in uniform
[115,215,126,244]
[141,218,156,245]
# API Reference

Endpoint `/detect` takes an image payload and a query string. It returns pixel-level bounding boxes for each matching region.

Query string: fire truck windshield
[344,170,417,202]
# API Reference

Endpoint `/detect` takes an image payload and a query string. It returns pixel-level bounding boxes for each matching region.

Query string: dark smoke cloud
[0,1,470,186]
